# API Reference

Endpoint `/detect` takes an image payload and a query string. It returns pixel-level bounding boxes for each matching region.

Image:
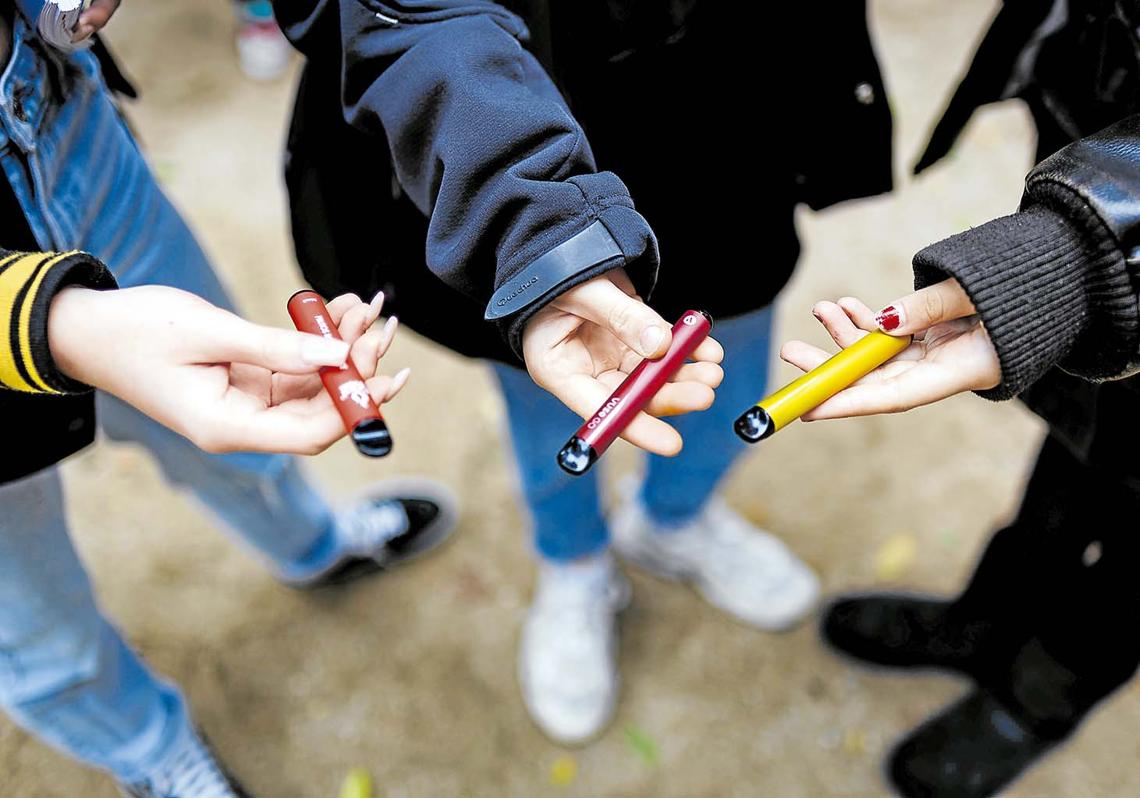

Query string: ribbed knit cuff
[25,252,118,393]
[913,207,1133,400]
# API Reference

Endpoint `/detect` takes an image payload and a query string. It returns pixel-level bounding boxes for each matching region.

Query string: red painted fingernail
[876,305,901,331]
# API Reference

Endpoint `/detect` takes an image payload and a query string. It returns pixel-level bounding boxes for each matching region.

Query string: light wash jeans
[0,12,339,784]
[491,306,772,562]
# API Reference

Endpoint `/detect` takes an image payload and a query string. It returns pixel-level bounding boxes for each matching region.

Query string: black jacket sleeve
[911,115,1140,399]
[275,1,659,355]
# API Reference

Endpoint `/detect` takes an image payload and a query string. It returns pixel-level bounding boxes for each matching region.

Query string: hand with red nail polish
[778,278,1001,419]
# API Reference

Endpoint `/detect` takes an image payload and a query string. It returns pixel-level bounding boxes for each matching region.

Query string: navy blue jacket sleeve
[276,1,659,355]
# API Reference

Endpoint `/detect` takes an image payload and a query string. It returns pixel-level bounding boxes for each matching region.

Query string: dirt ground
[2,1,1138,796]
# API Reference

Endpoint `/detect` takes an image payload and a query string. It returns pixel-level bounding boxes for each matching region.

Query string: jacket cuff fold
[912,208,1131,400]
[489,194,659,359]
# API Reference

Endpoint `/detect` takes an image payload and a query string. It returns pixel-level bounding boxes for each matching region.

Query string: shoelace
[336,500,409,555]
[686,501,788,584]
[536,567,622,639]
[133,736,237,798]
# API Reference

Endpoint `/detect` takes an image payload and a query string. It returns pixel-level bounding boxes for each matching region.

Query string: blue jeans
[0,16,340,783]
[492,307,772,562]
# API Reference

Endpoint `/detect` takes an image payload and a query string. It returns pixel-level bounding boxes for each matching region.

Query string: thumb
[79,0,121,33]
[874,278,977,335]
[202,314,349,373]
[555,273,672,358]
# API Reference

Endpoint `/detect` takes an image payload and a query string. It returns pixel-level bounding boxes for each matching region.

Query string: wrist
[48,286,102,386]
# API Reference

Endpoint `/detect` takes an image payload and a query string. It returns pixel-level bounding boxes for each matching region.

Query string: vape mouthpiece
[733,406,774,443]
[352,418,393,458]
[557,436,597,476]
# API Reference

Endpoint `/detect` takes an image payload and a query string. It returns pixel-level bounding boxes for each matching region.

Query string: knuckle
[607,300,636,334]
[922,290,945,324]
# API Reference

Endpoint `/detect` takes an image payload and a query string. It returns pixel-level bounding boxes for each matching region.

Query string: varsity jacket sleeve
[911,115,1140,400]
[0,248,118,394]
[274,0,659,356]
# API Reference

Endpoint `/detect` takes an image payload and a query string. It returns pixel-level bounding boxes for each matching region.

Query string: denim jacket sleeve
[276,0,659,355]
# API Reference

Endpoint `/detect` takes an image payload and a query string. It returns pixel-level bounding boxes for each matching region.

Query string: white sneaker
[119,728,250,798]
[235,1,292,81]
[519,554,630,745]
[611,484,819,631]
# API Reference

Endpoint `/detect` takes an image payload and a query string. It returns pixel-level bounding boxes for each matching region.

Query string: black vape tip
[698,310,713,329]
[733,406,774,444]
[353,418,393,457]
[557,436,598,476]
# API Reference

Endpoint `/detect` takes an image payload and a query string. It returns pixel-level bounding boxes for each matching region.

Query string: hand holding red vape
[522,269,724,456]
[49,285,409,455]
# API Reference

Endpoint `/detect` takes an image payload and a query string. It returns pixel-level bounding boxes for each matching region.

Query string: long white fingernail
[369,290,385,315]
[301,337,348,365]
[391,366,411,390]
[382,315,398,338]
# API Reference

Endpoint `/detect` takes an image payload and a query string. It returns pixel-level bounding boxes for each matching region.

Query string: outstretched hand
[49,286,409,454]
[780,278,1001,420]
[522,269,724,456]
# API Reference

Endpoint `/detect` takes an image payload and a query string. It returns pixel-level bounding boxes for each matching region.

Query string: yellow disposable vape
[734,330,912,442]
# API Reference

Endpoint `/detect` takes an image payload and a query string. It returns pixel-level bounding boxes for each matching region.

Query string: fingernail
[301,336,348,365]
[369,290,385,314]
[640,325,666,356]
[382,315,398,338]
[876,305,903,332]
[392,366,412,390]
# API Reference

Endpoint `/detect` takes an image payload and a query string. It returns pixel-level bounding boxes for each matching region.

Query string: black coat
[281,1,893,364]
[915,0,1140,473]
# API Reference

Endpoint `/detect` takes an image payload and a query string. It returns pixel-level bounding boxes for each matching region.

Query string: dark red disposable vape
[558,310,713,475]
[287,290,392,457]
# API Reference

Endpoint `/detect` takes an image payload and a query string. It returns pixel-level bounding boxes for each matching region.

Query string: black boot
[887,634,1104,798]
[820,518,1034,678]
[821,594,997,675]
[887,687,1061,798]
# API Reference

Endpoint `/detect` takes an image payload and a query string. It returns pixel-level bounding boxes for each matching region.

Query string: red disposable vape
[287,290,392,457]
[558,310,713,475]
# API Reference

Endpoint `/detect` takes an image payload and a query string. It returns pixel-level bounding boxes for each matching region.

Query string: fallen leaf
[339,768,372,798]
[624,725,659,765]
[549,755,578,787]
[875,532,918,581]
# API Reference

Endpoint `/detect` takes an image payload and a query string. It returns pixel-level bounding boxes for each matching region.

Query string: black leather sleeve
[913,115,1140,399]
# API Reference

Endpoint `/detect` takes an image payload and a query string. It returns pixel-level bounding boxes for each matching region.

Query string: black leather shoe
[888,688,1062,798]
[821,595,1000,676]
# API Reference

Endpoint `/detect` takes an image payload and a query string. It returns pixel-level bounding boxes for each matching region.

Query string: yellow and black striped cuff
[0,250,118,394]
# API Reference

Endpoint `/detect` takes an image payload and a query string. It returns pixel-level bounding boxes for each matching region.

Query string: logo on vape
[315,315,332,336]
[682,314,697,326]
[587,396,622,429]
[497,276,539,307]
[338,380,371,409]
